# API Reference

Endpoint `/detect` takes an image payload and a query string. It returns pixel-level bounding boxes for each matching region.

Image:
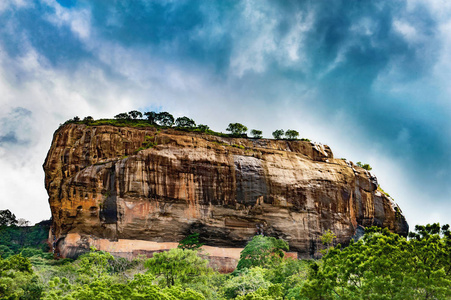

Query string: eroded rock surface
[44,124,408,259]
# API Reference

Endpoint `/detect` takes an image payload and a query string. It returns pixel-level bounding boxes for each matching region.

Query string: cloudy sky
[0,0,450,227]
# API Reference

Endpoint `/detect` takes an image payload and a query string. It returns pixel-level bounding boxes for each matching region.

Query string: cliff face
[44,124,408,259]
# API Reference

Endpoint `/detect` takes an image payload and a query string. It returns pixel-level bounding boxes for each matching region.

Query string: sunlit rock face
[44,124,408,259]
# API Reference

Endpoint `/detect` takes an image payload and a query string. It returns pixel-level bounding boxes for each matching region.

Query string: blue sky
[0,0,450,226]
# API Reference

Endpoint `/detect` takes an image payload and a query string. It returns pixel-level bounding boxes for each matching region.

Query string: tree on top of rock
[128,110,143,119]
[251,129,263,139]
[144,111,157,124]
[155,112,174,127]
[175,116,196,128]
[272,129,284,139]
[285,129,299,140]
[226,123,248,137]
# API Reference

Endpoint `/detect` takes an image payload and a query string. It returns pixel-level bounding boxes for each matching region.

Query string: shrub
[356,161,372,171]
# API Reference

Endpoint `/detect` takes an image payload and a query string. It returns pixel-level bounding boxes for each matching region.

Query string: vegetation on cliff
[1,210,450,299]
[62,110,311,141]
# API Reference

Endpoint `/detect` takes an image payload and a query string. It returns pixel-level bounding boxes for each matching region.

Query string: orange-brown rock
[44,123,408,260]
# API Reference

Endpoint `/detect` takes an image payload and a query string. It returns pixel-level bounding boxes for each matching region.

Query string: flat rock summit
[44,123,408,266]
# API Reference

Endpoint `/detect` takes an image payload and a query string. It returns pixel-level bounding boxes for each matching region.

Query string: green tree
[155,112,175,127]
[302,226,451,300]
[272,129,284,139]
[407,223,451,299]
[285,129,299,140]
[175,117,196,128]
[145,248,211,287]
[236,236,289,271]
[250,129,263,139]
[266,258,309,299]
[226,123,248,137]
[128,110,143,119]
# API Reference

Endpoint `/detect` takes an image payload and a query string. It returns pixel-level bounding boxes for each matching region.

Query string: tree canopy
[226,123,248,136]
[128,110,143,119]
[285,129,299,140]
[145,248,211,287]
[155,112,175,127]
[272,129,284,139]
[302,225,451,299]
[143,111,157,124]
[175,116,196,128]
[250,129,263,139]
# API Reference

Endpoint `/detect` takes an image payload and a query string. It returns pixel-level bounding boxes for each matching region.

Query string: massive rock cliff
[44,123,408,261]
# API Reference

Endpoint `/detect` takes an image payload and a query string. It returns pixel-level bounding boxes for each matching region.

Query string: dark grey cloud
[0,107,32,148]
[0,132,20,145]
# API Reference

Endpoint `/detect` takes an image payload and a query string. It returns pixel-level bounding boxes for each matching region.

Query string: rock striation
[44,123,408,261]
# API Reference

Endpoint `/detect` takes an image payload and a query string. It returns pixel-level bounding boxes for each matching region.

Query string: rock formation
[44,123,408,263]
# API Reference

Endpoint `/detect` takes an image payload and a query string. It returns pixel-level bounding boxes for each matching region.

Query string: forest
[1,209,450,299]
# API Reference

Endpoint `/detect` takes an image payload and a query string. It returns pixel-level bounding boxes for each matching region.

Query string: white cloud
[0,0,31,12]
[393,20,418,42]
[42,0,92,40]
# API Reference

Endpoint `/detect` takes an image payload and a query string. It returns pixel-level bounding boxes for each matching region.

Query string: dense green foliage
[0,214,50,256]
[302,225,451,299]
[1,222,451,299]
[145,248,212,287]
[3,215,451,299]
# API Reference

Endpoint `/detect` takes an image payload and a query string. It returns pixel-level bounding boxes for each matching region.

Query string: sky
[0,0,450,228]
